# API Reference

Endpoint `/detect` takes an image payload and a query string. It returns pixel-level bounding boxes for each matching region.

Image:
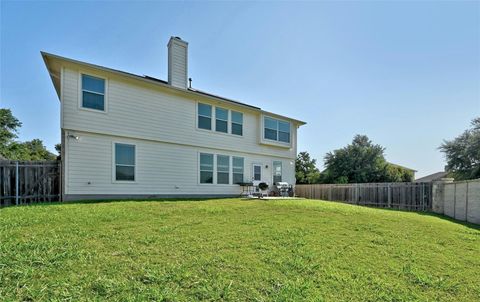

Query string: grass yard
[1,199,479,301]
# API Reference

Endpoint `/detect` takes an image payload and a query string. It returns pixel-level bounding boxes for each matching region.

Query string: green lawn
[1,199,479,301]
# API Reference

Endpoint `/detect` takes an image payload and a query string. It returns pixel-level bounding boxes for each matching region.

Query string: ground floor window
[199,153,244,185]
[273,161,282,184]
[217,155,230,184]
[115,143,135,181]
[233,157,244,184]
[200,153,214,184]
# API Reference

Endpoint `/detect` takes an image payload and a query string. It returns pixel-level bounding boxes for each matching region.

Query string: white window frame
[78,72,108,113]
[232,156,245,185]
[199,152,215,185]
[198,152,244,186]
[261,115,292,147]
[216,154,230,185]
[215,107,229,133]
[230,110,243,136]
[195,102,244,138]
[112,142,137,183]
[197,102,213,131]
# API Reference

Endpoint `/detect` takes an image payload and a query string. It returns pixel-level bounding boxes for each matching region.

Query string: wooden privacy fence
[295,182,432,211]
[0,160,61,207]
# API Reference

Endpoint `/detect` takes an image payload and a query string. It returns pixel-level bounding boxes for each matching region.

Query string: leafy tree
[439,117,480,180]
[0,108,22,155]
[0,108,57,161]
[55,143,62,160]
[383,164,414,182]
[321,135,414,183]
[295,151,321,184]
[322,135,387,183]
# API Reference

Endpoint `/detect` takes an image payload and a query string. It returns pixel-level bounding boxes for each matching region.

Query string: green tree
[0,108,57,161]
[0,108,22,155]
[322,135,387,183]
[321,135,413,183]
[439,117,480,180]
[383,164,414,182]
[295,151,321,184]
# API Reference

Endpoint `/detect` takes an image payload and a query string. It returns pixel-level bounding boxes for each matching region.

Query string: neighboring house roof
[41,51,306,125]
[415,171,449,183]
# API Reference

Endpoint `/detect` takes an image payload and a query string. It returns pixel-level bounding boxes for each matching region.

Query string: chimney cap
[169,36,188,45]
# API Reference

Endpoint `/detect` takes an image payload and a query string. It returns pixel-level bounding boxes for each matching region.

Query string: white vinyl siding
[63,131,295,196]
[167,39,188,89]
[62,68,297,159]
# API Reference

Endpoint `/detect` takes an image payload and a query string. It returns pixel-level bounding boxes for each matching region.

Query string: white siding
[168,38,188,89]
[61,67,298,160]
[64,131,295,195]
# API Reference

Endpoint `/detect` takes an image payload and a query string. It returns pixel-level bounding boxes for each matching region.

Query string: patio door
[252,164,262,182]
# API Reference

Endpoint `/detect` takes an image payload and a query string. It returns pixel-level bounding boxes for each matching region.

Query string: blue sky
[1,1,479,177]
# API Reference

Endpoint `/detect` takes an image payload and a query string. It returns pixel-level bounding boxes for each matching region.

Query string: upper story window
[198,103,212,130]
[82,74,105,111]
[215,107,228,133]
[264,117,290,143]
[115,143,135,181]
[231,111,243,136]
[197,103,243,137]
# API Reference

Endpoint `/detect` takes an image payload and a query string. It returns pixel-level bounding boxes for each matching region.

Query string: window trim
[230,110,243,136]
[199,152,214,184]
[261,115,292,147]
[216,154,230,185]
[197,103,213,130]
[215,107,229,133]
[78,72,108,113]
[195,101,244,138]
[112,142,137,183]
[198,152,244,186]
[232,156,245,185]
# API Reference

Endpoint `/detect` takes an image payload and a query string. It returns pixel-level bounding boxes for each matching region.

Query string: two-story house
[42,37,306,201]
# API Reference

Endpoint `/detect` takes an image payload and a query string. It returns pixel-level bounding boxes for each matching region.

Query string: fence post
[387,184,392,208]
[15,161,19,206]
[465,181,469,223]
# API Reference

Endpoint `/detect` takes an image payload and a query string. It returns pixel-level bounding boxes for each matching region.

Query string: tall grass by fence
[295,182,432,211]
[0,160,61,207]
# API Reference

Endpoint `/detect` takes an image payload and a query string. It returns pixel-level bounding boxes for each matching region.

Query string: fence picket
[295,182,432,211]
[0,160,61,207]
